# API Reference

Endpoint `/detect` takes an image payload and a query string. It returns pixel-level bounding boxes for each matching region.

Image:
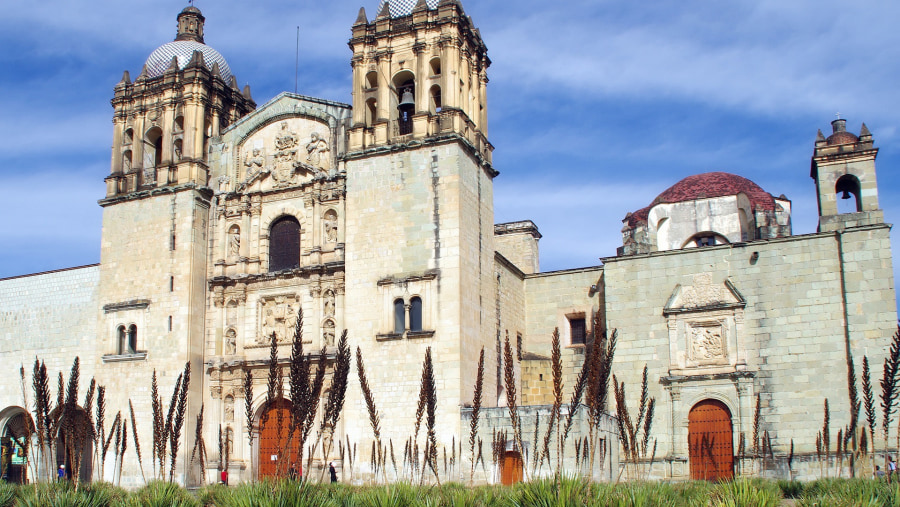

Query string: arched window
[394,71,415,136]
[124,128,134,145]
[429,57,442,76]
[122,150,133,173]
[835,174,862,214]
[365,71,378,90]
[127,325,137,354]
[145,127,163,168]
[430,85,442,114]
[394,299,405,334]
[365,99,377,127]
[269,216,301,272]
[118,325,136,354]
[117,326,127,354]
[409,297,423,332]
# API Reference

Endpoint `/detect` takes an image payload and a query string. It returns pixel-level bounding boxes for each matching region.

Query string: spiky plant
[102,411,121,482]
[541,329,563,474]
[242,368,254,457]
[189,404,207,486]
[150,370,163,479]
[31,359,52,481]
[169,362,191,483]
[316,330,351,481]
[586,327,618,476]
[823,398,830,476]
[118,419,128,486]
[613,366,656,480]
[752,394,761,458]
[880,326,900,460]
[503,333,526,481]
[420,347,440,485]
[863,356,876,454]
[356,346,382,451]
[129,399,146,483]
[468,347,484,484]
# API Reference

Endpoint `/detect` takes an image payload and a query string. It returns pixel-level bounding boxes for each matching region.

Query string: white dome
[144,40,233,82]
[378,0,440,18]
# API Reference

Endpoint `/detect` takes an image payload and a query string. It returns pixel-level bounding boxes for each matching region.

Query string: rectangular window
[170,276,174,292]
[569,317,587,345]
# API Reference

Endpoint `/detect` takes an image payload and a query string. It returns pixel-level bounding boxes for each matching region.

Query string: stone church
[0,0,896,486]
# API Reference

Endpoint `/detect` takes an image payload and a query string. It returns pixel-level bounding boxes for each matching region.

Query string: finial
[355,6,368,24]
[167,56,179,72]
[120,70,131,85]
[211,61,222,79]
[242,84,253,101]
[378,0,391,18]
[860,122,871,137]
[816,129,825,142]
[414,0,428,10]
[229,75,240,90]
[136,64,149,81]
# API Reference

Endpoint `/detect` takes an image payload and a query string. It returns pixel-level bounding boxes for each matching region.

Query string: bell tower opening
[347,0,492,163]
[811,118,883,232]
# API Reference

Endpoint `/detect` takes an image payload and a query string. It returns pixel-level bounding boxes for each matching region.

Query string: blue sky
[0,0,898,308]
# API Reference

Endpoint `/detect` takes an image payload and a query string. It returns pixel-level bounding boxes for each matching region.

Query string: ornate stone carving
[244,147,265,174]
[690,323,726,361]
[225,329,237,355]
[228,225,241,259]
[324,210,338,243]
[306,132,330,169]
[224,395,235,422]
[323,319,335,347]
[258,295,300,344]
[324,289,335,317]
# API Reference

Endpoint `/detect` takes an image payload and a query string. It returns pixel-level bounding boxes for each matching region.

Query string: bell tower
[347,0,492,163]
[811,118,883,232]
[95,7,255,486]
[342,0,499,443]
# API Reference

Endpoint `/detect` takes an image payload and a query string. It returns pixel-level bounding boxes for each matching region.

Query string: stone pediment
[663,273,745,316]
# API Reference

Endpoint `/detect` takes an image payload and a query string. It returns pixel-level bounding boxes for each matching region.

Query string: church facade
[0,0,896,486]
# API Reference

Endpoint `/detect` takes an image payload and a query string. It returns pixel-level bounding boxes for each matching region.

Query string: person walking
[57,464,65,482]
[329,462,338,483]
[889,456,897,483]
[220,468,228,486]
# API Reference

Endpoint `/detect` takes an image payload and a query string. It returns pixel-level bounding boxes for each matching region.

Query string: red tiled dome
[826,131,859,146]
[626,172,777,226]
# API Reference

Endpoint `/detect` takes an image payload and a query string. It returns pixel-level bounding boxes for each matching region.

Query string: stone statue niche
[323,210,338,244]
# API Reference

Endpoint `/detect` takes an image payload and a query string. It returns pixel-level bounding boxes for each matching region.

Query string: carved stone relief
[305,132,331,170]
[323,319,336,347]
[689,322,726,362]
[258,294,300,344]
[323,289,336,317]
[225,328,237,355]
[224,395,235,422]
[228,225,241,260]
[324,210,338,243]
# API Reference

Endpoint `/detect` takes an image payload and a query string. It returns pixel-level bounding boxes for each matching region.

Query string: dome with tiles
[143,7,233,82]
[378,0,440,18]
[626,172,777,226]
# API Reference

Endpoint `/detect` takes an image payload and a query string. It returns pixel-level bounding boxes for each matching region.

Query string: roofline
[0,264,100,282]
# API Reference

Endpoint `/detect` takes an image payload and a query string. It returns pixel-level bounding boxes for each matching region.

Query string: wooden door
[501,450,523,485]
[257,400,298,479]
[689,399,734,481]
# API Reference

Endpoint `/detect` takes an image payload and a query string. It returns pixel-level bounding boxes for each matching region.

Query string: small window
[430,57,441,76]
[168,316,173,332]
[569,317,586,346]
[269,216,301,272]
[409,297,423,332]
[170,276,174,292]
[366,71,378,90]
[695,236,717,247]
[119,325,137,354]
[394,299,405,334]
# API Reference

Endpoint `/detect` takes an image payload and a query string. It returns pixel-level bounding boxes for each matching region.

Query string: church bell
[399,88,415,108]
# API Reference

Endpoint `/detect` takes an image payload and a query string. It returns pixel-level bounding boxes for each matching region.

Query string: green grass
[3,477,900,506]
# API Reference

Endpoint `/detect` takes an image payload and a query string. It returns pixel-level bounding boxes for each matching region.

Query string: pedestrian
[220,468,228,486]
[329,461,337,483]
[875,465,886,479]
[289,463,298,481]
[57,464,65,482]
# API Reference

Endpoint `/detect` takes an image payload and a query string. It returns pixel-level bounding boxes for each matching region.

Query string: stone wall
[602,225,898,481]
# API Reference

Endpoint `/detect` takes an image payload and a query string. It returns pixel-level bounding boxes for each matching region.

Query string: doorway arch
[257,399,299,479]
[688,399,734,481]
[1,408,33,484]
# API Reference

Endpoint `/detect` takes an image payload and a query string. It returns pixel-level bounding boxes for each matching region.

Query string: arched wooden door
[689,399,734,481]
[257,399,299,479]
[500,450,523,485]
